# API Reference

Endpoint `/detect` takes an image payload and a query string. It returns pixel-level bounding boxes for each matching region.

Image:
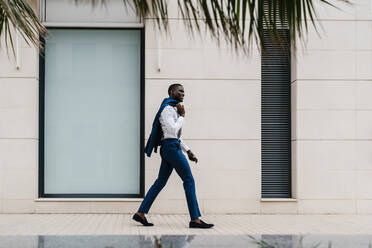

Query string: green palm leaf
[0,0,353,56]
[0,0,47,56]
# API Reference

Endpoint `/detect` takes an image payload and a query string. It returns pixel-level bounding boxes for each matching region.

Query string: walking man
[132,83,214,229]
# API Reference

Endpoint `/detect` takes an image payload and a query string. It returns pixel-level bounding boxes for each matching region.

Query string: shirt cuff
[180,141,190,153]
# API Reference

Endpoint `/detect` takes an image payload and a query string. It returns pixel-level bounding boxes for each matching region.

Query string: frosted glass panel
[44,29,141,194]
[45,0,139,23]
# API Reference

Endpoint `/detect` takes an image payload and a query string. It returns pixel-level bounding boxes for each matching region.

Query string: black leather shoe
[132,213,154,226]
[189,219,214,228]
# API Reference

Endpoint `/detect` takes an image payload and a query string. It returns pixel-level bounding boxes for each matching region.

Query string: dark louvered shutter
[261,2,291,198]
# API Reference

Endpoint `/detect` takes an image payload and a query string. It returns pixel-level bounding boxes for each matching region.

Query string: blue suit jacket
[144,97,180,157]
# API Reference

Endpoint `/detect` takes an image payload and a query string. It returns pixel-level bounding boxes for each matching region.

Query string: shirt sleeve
[160,105,184,137]
[180,139,190,152]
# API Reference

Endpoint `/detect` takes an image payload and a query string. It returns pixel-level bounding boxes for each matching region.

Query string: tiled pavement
[1,214,372,235]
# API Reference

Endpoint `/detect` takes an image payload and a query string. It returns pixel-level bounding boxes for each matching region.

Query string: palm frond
[130,0,353,55]
[0,0,47,57]
[0,0,354,57]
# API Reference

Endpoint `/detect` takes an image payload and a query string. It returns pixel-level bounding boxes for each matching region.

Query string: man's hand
[176,103,185,117]
[187,150,198,163]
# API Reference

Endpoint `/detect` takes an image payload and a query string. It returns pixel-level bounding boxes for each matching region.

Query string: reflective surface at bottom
[0,235,372,248]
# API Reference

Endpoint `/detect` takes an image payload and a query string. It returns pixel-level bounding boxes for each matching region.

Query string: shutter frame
[261,23,292,198]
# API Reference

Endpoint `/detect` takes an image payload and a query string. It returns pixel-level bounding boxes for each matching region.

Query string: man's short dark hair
[168,83,183,96]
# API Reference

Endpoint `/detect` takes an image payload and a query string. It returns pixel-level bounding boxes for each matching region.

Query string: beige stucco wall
[291,0,372,214]
[0,0,371,214]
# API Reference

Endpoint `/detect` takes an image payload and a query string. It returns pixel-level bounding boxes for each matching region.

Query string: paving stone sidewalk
[1,214,372,235]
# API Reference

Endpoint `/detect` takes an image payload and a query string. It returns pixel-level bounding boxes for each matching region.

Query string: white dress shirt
[159,105,190,152]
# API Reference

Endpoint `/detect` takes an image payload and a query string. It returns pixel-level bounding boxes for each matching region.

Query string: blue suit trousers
[138,138,201,220]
